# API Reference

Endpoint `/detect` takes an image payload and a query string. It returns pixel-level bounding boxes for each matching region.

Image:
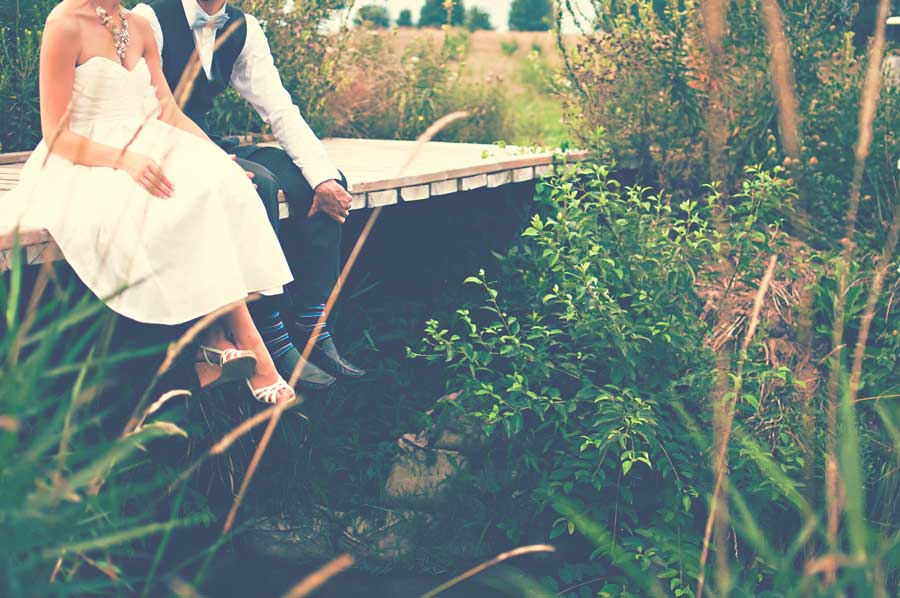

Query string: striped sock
[256,310,295,360]
[295,303,331,345]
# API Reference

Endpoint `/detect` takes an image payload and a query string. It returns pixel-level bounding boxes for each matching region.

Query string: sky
[329,0,597,33]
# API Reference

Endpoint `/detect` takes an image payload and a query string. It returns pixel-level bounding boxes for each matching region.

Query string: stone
[241,505,337,561]
[383,443,468,504]
[339,509,430,562]
[421,392,489,454]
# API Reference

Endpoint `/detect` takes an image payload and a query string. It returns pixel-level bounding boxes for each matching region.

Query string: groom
[133,0,366,390]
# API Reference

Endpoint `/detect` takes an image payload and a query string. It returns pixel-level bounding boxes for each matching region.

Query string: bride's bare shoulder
[44,1,86,36]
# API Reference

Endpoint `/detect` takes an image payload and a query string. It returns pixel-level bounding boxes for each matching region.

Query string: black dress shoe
[274,347,336,391]
[308,337,366,379]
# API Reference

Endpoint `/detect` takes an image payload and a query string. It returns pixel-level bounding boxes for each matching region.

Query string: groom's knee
[236,158,281,232]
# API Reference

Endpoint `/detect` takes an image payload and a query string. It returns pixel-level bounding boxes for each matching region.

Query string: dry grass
[385,28,567,94]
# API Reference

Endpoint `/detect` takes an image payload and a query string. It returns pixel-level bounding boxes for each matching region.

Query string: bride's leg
[226,301,295,403]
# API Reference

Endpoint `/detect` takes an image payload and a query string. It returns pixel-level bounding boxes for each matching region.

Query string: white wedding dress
[0,56,293,325]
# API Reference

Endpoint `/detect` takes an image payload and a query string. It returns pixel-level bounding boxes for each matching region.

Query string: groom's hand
[229,154,257,189]
[308,179,352,224]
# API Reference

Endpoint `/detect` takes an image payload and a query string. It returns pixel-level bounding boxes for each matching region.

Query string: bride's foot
[194,337,239,388]
[237,336,296,405]
[193,330,257,389]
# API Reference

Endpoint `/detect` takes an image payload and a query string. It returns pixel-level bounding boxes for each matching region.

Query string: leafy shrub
[0,24,41,152]
[419,0,465,28]
[517,49,559,94]
[413,157,900,594]
[499,38,520,56]
[560,0,899,248]
[324,27,509,143]
[413,162,727,583]
[355,4,391,29]
[0,0,57,152]
[509,0,553,32]
[465,7,493,31]
[208,0,349,137]
[397,8,414,27]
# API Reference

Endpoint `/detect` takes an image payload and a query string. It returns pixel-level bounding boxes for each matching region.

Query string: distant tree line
[355,0,554,32]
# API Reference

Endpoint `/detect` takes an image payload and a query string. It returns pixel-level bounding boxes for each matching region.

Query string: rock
[339,509,430,563]
[383,442,468,504]
[426,415,489,453]
[407,392,490,455]
[241,505,337,561]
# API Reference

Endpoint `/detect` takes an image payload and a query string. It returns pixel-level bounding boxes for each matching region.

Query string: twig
[418,544,556,598]
[823,0,892,582]
[697,255,777,598]
[281,554,354,598]
[222,111,471,534]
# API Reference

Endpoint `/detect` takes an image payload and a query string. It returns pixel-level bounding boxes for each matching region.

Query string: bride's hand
[119,152,175,199]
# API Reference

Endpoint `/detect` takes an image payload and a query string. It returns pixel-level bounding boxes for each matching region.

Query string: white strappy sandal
[196,345,257,388]
[246,376,297,405]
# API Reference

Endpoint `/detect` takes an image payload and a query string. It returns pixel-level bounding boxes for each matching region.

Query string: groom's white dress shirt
[132,0,341,191]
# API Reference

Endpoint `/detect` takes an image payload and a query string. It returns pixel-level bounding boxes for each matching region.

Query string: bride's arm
[136,17,212,142]
[40,14,174,198]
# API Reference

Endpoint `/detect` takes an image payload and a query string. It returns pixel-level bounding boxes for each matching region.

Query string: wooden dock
[0,138,588,269]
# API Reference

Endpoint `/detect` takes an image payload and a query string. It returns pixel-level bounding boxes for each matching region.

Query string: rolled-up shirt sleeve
[231,14,340,190]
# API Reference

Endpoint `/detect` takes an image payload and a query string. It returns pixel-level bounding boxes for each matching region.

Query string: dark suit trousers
[233,145,346,312]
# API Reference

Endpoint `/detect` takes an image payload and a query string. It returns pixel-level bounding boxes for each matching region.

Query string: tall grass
[0,254,214,596]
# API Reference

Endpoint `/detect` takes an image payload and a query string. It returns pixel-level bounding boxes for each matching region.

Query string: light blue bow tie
[190,11,230,31]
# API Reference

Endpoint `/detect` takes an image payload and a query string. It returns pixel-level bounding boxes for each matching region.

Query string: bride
[1,0,297,404]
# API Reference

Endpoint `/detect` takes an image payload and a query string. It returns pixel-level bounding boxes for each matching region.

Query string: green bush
[517,49,558,94]
[397,8,414,27]
[419,0,465,28]
[0,0,57,152]
[325,26,510,143]
[499,38,520,56]
[355,4,391,29]
[413,160,900,595]
[413,162,727,583]
[509,0,553,32]
[207,0,348,137]
[560,0,900,249]
[465,7,493,31]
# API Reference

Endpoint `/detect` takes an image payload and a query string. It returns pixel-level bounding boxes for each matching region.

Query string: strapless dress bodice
[70,57,161,131]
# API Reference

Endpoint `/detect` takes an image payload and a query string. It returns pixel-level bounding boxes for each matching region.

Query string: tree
[508,0,552,31]
[465,7,493,31]
[419,0,466,28]
[396,8,413,27]
[355,4,391,28]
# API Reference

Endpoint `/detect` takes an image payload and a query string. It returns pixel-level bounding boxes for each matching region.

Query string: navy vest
[147,0,248,131]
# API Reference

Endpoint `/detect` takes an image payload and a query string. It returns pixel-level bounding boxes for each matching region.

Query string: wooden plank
[0,138,590,265]
[512,166,535,183]
[367,189,398,208]
[350,193,366,211]
[0,152,29,165]
[487,170,513,188]
[534,164,554,177]
[461,174,488,191]
[400,184,430,202]
[430,179,459,196]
